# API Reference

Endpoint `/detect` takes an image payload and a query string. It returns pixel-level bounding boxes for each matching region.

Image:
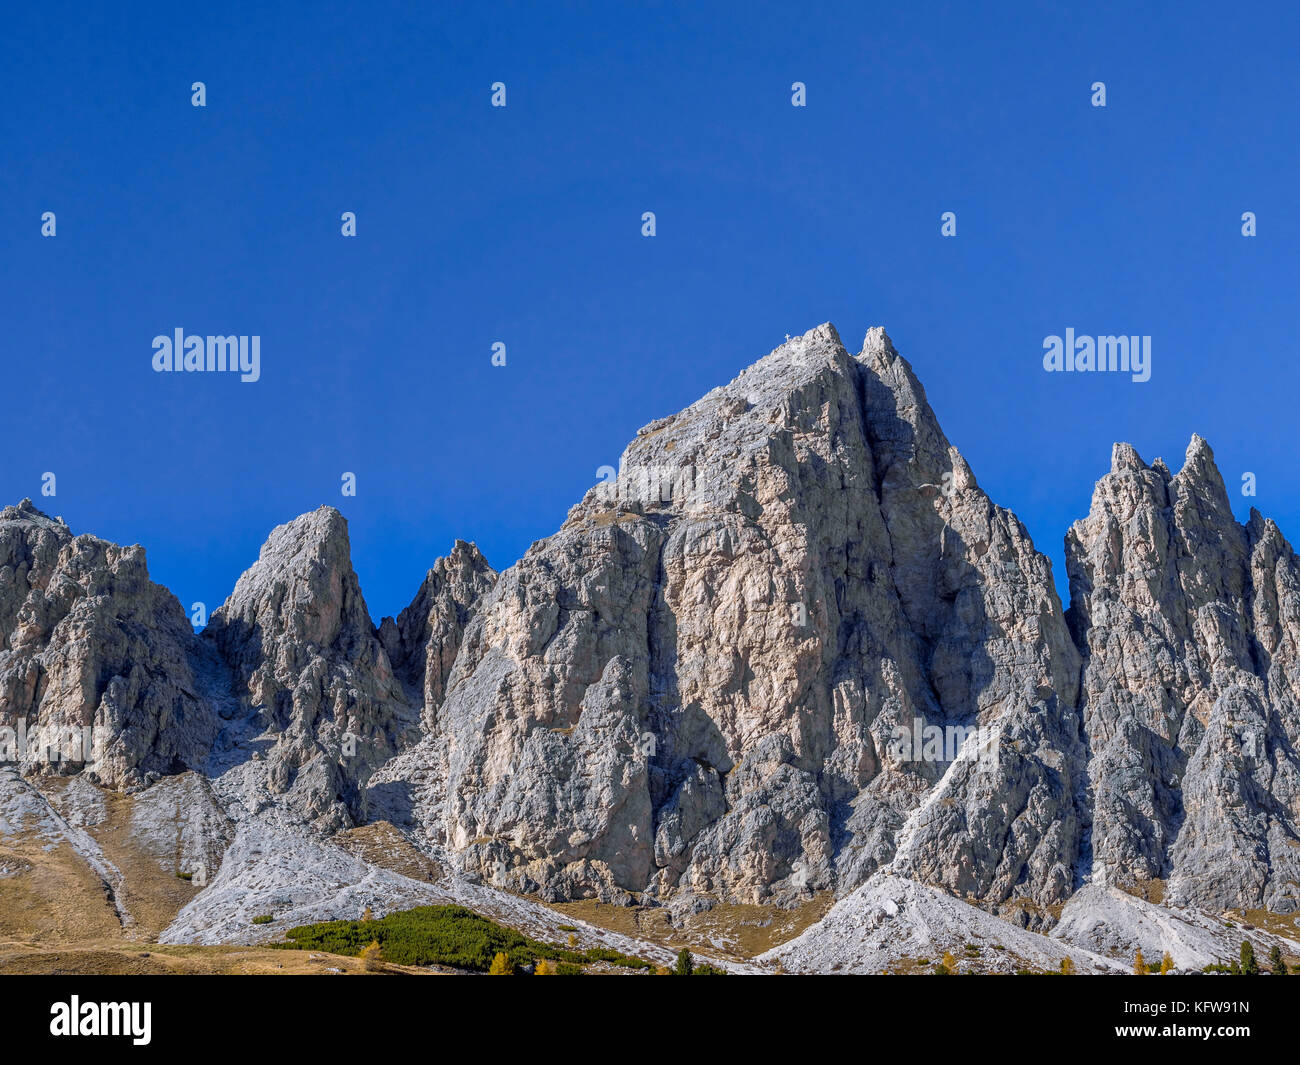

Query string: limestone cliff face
[0,500,217,787]
[203,507,416,830]
[432,325,1083,911]
[4,324,1298,922]
[379,541,497,729]
[1066,437,1300,913]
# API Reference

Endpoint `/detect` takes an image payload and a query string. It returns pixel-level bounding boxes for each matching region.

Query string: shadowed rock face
[1066,437,1300,914]
[0,499,218,788]
[378,541,497,730]
[203,506,418,831]
[3,323,1298,922]
[432,325,1084,911]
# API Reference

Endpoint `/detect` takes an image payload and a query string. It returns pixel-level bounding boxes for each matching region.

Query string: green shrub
[251,914,274,925]
[271,904,655,973]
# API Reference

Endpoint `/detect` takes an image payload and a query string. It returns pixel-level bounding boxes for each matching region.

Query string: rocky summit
[3,323,1299,972]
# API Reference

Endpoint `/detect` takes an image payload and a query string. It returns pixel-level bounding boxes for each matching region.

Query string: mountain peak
[5,325,1300,939]
[858,324,897,366]
[1181,432,1215,474]
[257,505,348,557]
[1,497,61,528]
[1172,432,1231,513]
[1110,442,1146,473]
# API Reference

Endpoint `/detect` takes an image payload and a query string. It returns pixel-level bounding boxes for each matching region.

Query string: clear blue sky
[3,1,1297,623]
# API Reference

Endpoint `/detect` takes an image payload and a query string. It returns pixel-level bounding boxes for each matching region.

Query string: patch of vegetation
[272,904,656,973]
[251,915,274,925]
[1120,878,1167,905]
[361,940,384,972]
[1202,944,1273,976]
[176,872,193,881]
[669,949,724,975]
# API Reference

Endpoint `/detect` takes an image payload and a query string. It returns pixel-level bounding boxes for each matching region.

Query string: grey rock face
[0,499,218,788]
[204,507,415,831]
[379,541,497,728]
[1066,437,1300,913]
[4,323,1298,927]
[433,325,1084,910]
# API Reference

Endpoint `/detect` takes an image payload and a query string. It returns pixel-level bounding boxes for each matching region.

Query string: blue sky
[3,1,1297,622]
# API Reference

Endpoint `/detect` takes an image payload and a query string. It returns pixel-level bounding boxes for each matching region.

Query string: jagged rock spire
[3,327,1298,921]
[1066,435,1300,912]
[379,540,497,728]
[204,506,412,830]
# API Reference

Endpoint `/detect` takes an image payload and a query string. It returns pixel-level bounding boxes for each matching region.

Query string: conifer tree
[360,940,384,972]
[1133,948,1146,975]
[1269,945,1287,976]
[1160,952,1174,975]
[489,951,512,975]
[1241,941,1259,975]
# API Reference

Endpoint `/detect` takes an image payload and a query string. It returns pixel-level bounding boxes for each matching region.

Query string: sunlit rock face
[6,324,1298,923]
[204,506,416,832]
[0,499,219,789]
[431,325,1084,913]
[1066,436,1300,914]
